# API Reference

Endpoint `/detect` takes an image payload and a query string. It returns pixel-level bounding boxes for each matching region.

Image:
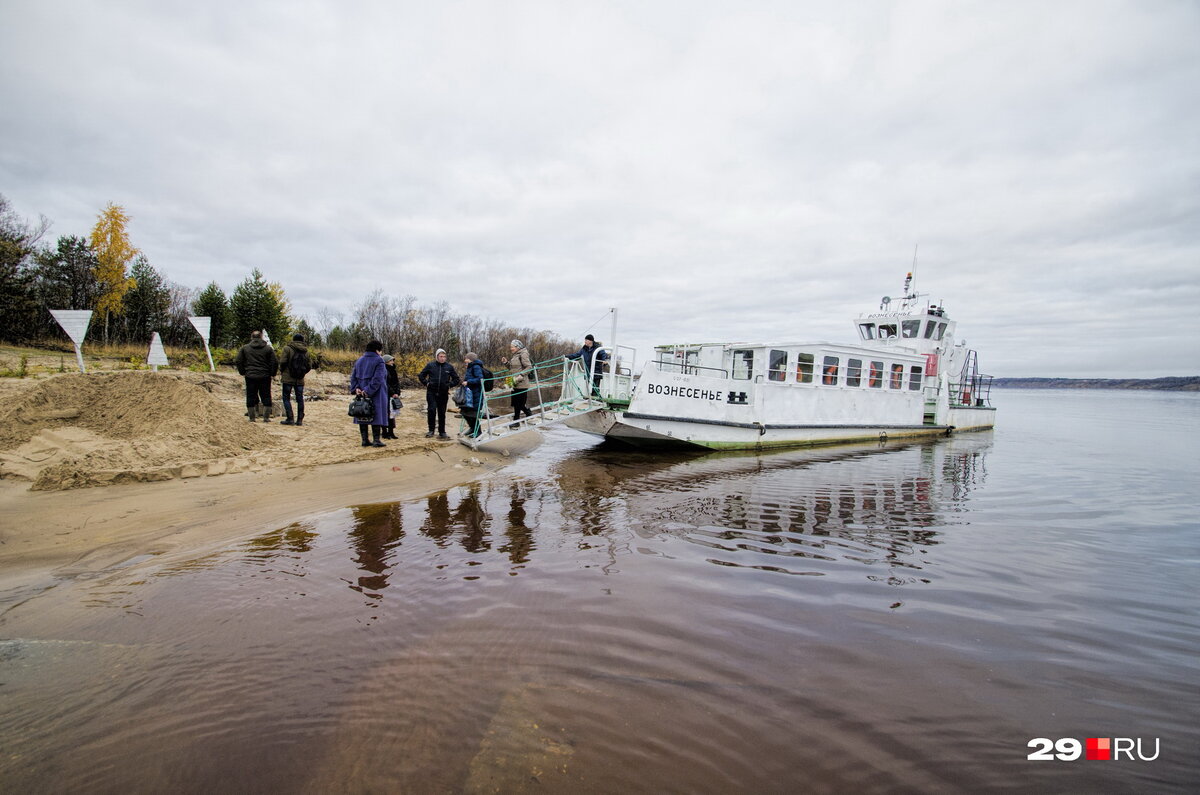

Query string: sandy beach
[0,360,537,588]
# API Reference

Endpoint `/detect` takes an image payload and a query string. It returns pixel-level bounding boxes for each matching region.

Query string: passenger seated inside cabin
[889,363,904,389]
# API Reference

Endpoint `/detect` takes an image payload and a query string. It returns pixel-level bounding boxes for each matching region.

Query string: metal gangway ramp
[458,348,633,450]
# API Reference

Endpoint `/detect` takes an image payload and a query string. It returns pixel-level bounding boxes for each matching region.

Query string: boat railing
[652,360,729,379]
[949,373,994,407]
[590,346,635,404]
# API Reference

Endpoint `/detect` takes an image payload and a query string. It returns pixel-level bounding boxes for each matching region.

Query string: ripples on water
[1,390,1197,792]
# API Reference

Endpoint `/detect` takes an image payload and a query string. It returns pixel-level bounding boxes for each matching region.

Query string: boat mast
[609,307,619,374]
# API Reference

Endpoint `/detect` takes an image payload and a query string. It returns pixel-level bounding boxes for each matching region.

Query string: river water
[1,389,1197,792]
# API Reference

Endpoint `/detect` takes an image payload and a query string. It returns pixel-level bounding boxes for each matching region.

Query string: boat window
[822,356,839,386]
[935,322,947,340]
[731,349,754,380]
[858,323,875,340]
[868,360,883,388]
[846,358,862,387]
[902,320,921,338]
[796,353,814,383]
[889,363,904,389]
[768,350,788,382]
[878,323,897,339]
[923,320,938,339]
[909,366,923,391]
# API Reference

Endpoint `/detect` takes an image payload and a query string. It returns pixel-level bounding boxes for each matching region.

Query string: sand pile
[0,371,279,490]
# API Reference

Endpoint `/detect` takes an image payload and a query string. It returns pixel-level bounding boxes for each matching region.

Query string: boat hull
[565,408,959,450]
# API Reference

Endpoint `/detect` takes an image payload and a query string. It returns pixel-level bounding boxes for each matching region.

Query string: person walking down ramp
[500,339,534,427]
[235,330,279,422]
[350,340,390,447]
[279,333,311,426]
[459,352,486,438]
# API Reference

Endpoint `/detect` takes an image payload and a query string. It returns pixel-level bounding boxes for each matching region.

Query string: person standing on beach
[383,354,401,439]
[418,348,458,439]
[500,339,534,426]
[279,333,311,426]
[235,330,279,422]
[350,340,389,447]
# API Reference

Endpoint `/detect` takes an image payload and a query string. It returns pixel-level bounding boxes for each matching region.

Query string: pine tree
[192,282,231,347]
[122,256,170,343]
[0,196,47,343]
[35,235,102,312]
[229,268,289,345]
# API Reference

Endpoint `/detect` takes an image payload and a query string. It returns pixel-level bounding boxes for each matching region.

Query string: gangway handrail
[458,353,606,447]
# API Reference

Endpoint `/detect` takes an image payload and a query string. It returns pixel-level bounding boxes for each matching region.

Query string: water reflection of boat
[567,273,997,449]
[551,434,993,578]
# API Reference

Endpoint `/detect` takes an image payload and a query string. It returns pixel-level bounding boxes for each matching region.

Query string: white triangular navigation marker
[188,316,215,371]
[147,332,169,371]
[50,309,93,373]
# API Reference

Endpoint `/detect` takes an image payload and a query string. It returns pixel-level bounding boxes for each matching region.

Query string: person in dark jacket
[383,354,401,439]
[350,340,389,448]
[565,333,608,395]
[459,352,485,438]
[279,333,310,426]
[418,348,459,439]
[235,330,279,422]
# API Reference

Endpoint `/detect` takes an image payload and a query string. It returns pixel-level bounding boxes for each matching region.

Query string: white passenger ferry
[565,274,996,450]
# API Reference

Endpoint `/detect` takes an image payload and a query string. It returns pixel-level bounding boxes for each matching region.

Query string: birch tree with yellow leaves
[89,202,139,344]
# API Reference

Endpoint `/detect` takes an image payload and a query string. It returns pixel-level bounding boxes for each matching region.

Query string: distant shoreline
[993,377,1200,391]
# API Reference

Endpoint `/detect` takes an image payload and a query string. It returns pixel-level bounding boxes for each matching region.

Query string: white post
[50,309,93,373]
[609,307,618,392]
[188,316,215,371]
[147,332,169,372]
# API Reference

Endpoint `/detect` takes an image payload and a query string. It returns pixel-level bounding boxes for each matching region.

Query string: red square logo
[1086,737,1111,761]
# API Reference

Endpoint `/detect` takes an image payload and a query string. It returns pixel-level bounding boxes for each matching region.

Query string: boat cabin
[652,342,930,394]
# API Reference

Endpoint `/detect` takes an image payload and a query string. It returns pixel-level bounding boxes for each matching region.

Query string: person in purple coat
[350,339,390,447]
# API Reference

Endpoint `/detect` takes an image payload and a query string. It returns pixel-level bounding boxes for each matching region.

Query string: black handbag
[348,394,373,419]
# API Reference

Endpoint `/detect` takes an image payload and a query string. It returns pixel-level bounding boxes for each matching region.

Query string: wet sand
[0,436,535,578]
[0,362,540,593]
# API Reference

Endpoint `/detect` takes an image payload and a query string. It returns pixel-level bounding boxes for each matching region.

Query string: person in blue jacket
[460,352,485,438]
[350,339,389,447]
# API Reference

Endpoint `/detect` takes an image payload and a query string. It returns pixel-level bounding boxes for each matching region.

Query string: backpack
[480,365,495,391]
[288,347,312,380]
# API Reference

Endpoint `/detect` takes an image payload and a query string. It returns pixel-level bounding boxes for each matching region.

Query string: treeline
[992,377,1200,391]
[1,195,576,367]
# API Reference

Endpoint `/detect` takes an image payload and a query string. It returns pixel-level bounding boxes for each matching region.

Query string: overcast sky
[2,0,1197,377]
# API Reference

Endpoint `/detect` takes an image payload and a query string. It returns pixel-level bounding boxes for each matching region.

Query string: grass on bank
[0,343,437,387]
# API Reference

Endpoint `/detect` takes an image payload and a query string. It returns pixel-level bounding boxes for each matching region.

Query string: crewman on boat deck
[566,334,609,395]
